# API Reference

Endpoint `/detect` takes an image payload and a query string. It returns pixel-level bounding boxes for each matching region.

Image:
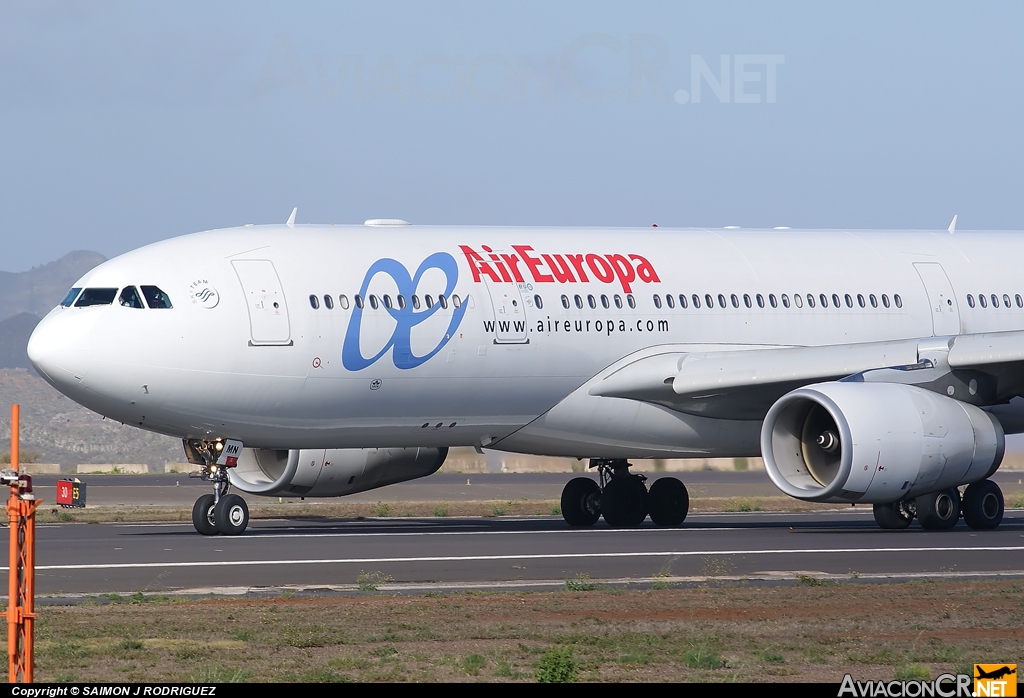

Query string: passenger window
[587,295,596,309]
[324,295,334,309]
[730,294,739,308]
[869,294,878,308]
[561,295,570,309]
[756,294,765,308]
[75,288,118,307]
[967,294,975,308]
[794,294,803,308]
[615,295,623,309]
[439,295,448,309]
[807,294,815,308]
[1017,294,1023,308]
[653,295,662,309]
[991,294,1000,308]
[1003,294,1011,308]
[627,294,636,309]
[894,294,902,308]
[718,294,726,308]
[979,294,987,308]
[425,295,434,308]
[679,294,688,309]
[881,294,890,308]
[118,286,145,309]
[857,294,866,308]
[705,294,714,308]
[355,294,364,309]
[533,294,542,310]
[61,288,82,307]
[601,295,610,309]
[399,295,409,309]
[575,295,583,309]
[769,294,778,308]
[141,286,172,309]
[845,294,853,308]
[819,294,828,308]
[832,293,840,308]
[411,295,420,309]
[781,294,790,308]
[339,295,350,309]
[383,295,393,309]
[665,294,674,309]
[309,294,319,309]
[369,295,379,309]
[743,294,751,308]
[692,294,701,309]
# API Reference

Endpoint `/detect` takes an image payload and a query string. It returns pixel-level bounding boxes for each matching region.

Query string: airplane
[975,666,1016,681]
[25,211,1020,535]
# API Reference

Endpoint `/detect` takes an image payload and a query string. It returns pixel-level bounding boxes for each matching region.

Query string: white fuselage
[26,224,1024,459]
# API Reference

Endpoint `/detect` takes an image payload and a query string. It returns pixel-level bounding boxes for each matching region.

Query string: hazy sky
[2,1,1023,270]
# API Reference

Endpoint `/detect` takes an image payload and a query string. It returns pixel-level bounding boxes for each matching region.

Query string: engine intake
[227,447,447,497]
[761,382,1003,503]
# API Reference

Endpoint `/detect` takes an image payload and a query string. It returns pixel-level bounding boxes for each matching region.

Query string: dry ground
[29,579,1024,683]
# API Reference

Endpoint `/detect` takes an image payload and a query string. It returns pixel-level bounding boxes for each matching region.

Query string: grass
[356,571,393,591]
[26,579,1024,682]
[564,574,598,592]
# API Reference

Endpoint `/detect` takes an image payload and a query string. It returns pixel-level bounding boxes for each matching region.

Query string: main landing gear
[184,439,250,536]
[560,459,689,528]
[872,479,1004,531]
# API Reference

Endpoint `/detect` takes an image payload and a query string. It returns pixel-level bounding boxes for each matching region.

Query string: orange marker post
[7,404,39,683]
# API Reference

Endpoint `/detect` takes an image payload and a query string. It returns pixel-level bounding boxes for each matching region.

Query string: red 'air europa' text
[459,245,660,294]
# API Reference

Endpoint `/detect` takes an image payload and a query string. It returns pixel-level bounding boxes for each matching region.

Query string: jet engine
[227,446,447,497]
[761,382,1003,503]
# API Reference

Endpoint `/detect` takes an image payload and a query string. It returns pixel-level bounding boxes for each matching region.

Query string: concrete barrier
[19,463,61,474]
[164,462,197,474]
[76,463,149,474]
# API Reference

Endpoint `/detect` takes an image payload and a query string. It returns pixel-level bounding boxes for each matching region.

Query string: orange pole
[7,405,19,682]
[6,404,37,683]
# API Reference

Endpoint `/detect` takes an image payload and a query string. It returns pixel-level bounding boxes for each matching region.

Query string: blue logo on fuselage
[342,252,467,370]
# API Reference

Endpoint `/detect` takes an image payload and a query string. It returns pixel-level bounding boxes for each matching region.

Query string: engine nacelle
[227,447,447,497]
[761,382,1003,503]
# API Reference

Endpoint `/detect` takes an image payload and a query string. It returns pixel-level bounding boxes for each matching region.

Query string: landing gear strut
[184,439,250,536]
[559,459,689,528]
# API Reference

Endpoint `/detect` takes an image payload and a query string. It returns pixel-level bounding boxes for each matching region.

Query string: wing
[589,330,1024,420]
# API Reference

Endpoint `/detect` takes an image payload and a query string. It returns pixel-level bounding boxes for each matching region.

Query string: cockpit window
[74,288,118,307]
[118,286,145,309]
[141,285,173,309]
[60,288,82,307]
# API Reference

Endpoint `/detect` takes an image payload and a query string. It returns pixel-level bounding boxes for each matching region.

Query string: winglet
[286,207,297,228]
[947,214,957,234]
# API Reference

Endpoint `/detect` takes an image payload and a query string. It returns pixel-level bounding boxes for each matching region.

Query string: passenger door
[232,259,293,346]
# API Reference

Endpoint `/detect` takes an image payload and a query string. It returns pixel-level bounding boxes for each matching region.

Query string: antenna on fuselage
[947,214,957,234]
[286,207,297,228]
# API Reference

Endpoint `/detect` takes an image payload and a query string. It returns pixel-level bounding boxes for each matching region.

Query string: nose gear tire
[192,494,218,536]
[214,494,249,535]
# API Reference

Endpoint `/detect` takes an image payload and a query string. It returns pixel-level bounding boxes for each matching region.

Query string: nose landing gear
[559,459,690,528]
[184,439,251,536]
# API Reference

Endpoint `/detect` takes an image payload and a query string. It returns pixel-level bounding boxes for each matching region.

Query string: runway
[17,508,1024,600]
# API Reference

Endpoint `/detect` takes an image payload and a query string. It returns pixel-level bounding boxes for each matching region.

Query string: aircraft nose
[27,312,90,389]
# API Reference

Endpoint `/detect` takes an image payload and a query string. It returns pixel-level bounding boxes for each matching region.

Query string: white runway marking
[17,545,1024,572]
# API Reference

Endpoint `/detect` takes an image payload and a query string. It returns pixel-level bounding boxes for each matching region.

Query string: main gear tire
[648,477,689,527]
[601,476,648,527]
[872,500,913,529]
[961,480,1003,530]
[560,477,602,527]
[916,488,960,531]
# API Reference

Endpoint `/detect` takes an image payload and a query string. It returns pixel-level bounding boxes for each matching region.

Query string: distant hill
[0,250,106,323]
